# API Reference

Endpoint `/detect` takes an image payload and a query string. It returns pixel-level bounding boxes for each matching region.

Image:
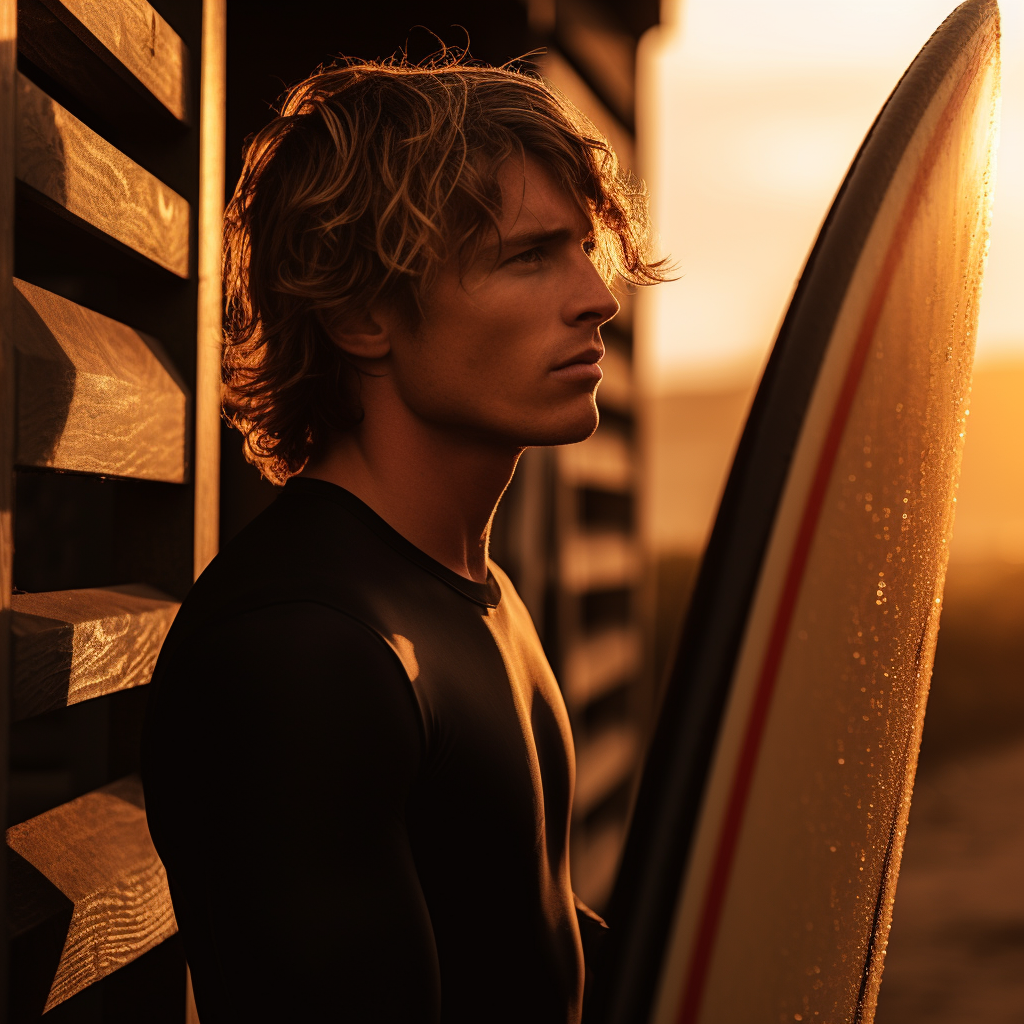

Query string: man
[142,55,665,1023]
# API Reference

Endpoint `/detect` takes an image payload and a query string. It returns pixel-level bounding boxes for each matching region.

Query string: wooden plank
[572,814,627,910]
[194,0,225,579]
[563,624,641,708]
[596,344,633,413]
[11,585,178,721]
[18,0,189,123]
[561,530,641,593]
[13,277,189,481]
[15,73,190,276]
[1,0,17,1010]
[559,429,633,492]
[554,3,636,130]
[540,49,635,165]
[574,724,639,821]
[5,775,177,1013]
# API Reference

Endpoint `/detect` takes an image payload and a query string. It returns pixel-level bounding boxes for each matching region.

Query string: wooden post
[194,0,226,581]
[0,0,16,1011]
[187,4,226,1017]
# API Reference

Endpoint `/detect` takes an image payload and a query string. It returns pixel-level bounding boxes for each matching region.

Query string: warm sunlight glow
[639,0,1024,564]
[637,0,1024,391]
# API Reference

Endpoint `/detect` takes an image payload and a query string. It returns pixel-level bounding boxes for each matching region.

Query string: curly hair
[223,53,668,484]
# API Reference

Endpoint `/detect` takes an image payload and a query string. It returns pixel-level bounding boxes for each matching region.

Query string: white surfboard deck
[591,3,1001,1023]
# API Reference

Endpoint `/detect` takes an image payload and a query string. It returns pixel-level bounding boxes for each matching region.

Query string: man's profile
[142,53,665,1023]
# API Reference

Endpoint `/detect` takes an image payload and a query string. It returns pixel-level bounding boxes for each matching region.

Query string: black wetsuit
[142,477,587,1023]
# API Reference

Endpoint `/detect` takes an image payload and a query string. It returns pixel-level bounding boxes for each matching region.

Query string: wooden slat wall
[13,279,188,481]
[557,339,645,906]
[563,624,642,706]
[559,431,633,491]
[574,725,640,822]
[4,1,225,1018]
[560,531,641,593]
[15,73,190,276]
[555,44,649,904]
[492,322,646,911]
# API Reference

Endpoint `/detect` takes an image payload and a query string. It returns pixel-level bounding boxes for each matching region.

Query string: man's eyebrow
[479,226,579,259]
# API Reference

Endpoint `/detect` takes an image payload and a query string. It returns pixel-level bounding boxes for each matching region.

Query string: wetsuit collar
[282,477,502,609]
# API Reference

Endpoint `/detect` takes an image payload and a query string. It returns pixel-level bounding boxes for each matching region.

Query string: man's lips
[550,346,605,381]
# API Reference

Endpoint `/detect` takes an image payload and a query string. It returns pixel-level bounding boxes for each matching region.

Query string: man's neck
[300,403,520,585]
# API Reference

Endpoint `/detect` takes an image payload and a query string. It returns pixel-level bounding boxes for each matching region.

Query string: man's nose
[569,255,620,326]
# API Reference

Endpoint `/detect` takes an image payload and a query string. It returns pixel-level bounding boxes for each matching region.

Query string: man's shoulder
[160,486,386,652]
[164,479,481,662]
[200,482,399,602]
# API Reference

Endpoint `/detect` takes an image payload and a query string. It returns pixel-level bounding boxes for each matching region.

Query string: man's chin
[464,400,599,448]
[520,415,600,448]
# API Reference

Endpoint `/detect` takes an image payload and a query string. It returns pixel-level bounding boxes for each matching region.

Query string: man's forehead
[497,155,590,233]
[454,154,593,271]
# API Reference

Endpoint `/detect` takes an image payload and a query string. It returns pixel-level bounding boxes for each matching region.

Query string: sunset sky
[637,0,1024,391]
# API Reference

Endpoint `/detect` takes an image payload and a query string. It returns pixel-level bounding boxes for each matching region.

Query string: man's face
[384,154,620,448]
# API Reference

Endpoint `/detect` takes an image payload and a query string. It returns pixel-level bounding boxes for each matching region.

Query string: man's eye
[510,246,545,264]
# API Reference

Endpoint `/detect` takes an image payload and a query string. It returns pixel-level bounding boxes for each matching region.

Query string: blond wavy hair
[223,54,667,484]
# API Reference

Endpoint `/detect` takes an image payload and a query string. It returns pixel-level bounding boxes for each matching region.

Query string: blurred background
[217,0,1023,1018]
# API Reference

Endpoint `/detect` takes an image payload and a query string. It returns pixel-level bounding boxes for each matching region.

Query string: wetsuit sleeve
[146,602,439,1023]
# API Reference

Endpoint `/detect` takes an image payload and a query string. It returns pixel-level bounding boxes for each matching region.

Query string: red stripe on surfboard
[675,31,992,1024]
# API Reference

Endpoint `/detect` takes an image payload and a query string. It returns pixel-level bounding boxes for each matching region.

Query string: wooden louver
[15,73,190,277]
[0,0,225,1019]
[13,279,189,482]
[11,586,180,722]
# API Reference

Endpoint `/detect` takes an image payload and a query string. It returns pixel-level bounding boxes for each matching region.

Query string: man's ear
[324,307,392,361]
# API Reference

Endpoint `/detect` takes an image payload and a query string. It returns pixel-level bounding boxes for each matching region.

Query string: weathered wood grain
[17,0,188,127]
[11,584,178,721]
[13,277,189,480]
[20,0,188,121]
[5,775,177,1012]
[16,73,190,276]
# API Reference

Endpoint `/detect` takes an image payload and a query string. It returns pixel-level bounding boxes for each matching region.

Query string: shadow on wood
[5,774,177,1013]
[7,847,75,1021]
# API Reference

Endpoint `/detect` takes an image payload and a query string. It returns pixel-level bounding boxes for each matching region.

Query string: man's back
[142,477,584,1022]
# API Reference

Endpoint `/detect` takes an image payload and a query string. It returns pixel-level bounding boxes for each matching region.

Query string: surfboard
[588,3,1001,1022]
